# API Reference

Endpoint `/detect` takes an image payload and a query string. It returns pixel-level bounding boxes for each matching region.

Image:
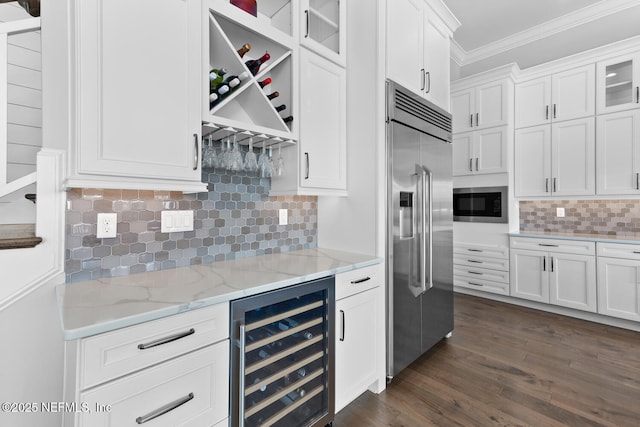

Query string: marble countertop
[510,231,640,245]
[56,247,383,340]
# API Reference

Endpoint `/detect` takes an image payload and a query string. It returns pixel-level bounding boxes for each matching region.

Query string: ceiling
[443,0,640,77]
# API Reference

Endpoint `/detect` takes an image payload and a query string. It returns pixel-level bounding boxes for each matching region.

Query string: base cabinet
[597,242,640,322]
[63,303,230,427]
[510,237,596,312]
[334,264,382,413]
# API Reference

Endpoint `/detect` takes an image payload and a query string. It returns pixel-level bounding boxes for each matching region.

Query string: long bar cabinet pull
[304,10,310,38]
[470,114,473,127]
[475,112,479,127]
[340,310,345,341]
[137,328,195,350]
[193,134,199,170]
[350,277,371,284]
[553,177,558,193]
[304,152,310,179]
[545,178,549,193]
[543,256,546,271]
[550,256,554,273]
[546,105,549,120]
[420,68,426,91]
[475,157,479,171]
[135,393,194,424]
[636,172,639,190]
[468,158,473,172]
[468,282,483,287]
[553,104,557,118]
[538,243,559,247]
[637,86,639,103]
[425,71,431,93]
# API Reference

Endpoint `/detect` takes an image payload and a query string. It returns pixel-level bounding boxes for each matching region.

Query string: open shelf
[204,7,296,145]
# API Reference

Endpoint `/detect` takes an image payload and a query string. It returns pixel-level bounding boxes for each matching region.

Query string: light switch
[161,210,194,233]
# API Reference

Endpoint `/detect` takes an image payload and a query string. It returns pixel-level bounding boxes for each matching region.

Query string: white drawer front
[597,242,640,260]
[454,266,510,284]
[510,237,595,255]
[454,242,509,259]
[454,276,509,296]
[453,254,509,272]
[79,342,229,427]
[335,263,382,300]
[81,303,229,389]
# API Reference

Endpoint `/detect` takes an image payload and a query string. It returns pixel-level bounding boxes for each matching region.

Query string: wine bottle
[209,84,230,109]
[209,67,228,86]
[245,52,270,76]
[237,43,251,58]
[274,104,286,113]
[267,91,280,100]
[282,115,294,124]
[258,77,272,88]
[222,75,241,90]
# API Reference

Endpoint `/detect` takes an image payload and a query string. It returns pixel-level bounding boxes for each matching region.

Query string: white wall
[0,278,64,427]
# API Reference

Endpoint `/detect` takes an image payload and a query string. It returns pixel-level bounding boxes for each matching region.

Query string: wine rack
[231,277,335,427]
[203,0,297,146]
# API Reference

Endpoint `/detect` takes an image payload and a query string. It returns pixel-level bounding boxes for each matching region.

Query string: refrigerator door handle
[415,164,434,295]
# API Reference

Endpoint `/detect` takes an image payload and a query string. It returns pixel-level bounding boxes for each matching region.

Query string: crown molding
[453,0,640,67]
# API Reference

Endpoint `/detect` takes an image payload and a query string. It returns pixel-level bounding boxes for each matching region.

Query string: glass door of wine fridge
[230,276,335,427]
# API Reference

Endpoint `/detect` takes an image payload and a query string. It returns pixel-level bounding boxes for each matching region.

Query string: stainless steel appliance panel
[386,80,453,380]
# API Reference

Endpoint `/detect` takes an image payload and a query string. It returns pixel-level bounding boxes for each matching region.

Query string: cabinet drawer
[597,242,640,260]
[454,266,510,284]
[453,254,509,272]
[454,276,509,296]
[80,303,229,389]
[510,237,595,255]
[454,242,509,259]
[336,263,382,300]
[79,342,229,427]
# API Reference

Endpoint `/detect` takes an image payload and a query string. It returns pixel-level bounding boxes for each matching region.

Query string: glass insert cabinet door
[230,276,335,427]
[300,0,346,65]
[597,53,640,114]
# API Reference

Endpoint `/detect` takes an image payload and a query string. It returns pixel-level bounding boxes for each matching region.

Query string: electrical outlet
[97,213,118,238]
[278,209,288,225]
[556,207,565,218]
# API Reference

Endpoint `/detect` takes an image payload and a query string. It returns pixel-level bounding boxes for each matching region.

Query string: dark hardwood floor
[333,293,640,427]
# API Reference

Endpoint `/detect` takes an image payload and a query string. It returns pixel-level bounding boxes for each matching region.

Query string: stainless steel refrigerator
[386,80,454,380]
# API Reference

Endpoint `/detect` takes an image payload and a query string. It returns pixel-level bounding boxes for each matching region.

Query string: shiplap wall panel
[0,3,40,223]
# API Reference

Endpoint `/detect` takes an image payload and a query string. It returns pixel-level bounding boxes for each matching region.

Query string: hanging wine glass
[202,135,216,169]
[274,144,285,176]
[217,138,228,169]
[258,145,272,178]
[244,136,258,172]
[229,134,244,172]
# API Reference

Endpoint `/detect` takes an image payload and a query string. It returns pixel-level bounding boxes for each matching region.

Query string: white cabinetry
[596,109,640,195]
[334,264,383,413]
[63,303,230,427]
[271,47,347,194]
[452,126,508,176]
[596,243,640,322]
[300,0,346,66]
[386,0,459,109]
[66,0,206,192]
[451,79,510,133]
[596,52,640,115]
[510,237,596,312]
[514,117,595,197]
[515,64,595,128]
[453,242,510,295]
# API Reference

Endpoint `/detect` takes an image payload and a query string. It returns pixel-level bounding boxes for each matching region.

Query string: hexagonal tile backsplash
[65,171,317,283]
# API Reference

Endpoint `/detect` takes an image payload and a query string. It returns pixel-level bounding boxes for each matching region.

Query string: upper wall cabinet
[515,64,595,129]
[67,0,206,192]
[300,0,346,66]
[386,0,459,110]
[597,53,640,115]
[451,79,510,133]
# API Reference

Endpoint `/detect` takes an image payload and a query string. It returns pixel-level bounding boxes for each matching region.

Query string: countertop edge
[59,254,383,341]
[510,232,640,245]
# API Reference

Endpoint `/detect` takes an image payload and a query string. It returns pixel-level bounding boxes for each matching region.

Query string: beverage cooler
[230,276,335,427]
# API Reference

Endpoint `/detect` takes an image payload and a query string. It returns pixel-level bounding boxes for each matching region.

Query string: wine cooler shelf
[231,277,335,427]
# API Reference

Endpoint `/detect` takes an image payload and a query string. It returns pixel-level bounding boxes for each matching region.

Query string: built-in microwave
[453,186,508,223]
